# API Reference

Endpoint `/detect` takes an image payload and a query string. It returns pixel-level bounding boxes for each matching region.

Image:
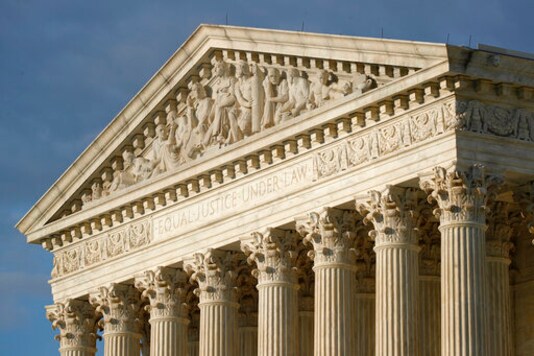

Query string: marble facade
[17,25,534,355]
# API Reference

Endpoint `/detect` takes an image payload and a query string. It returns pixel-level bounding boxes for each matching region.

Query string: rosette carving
[46,299,98,350]
[89,283,142,334]
[420,165,503,225]
[295,207,357,265]
[185,249,240,303]
[135,266,188,319]
[241,228,299,284]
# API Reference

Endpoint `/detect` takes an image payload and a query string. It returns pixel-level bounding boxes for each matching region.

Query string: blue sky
[1,0,533,354]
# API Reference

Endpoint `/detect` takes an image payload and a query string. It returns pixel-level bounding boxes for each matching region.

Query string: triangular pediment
[17,24,453,243]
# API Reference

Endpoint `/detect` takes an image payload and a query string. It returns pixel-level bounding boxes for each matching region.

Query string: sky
[1,0,533,354]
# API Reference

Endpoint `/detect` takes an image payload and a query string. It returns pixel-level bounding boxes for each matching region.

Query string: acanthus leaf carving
[89,283,142,334]
[241,228,299,284]
[46,299,99,350]
[356,186,423,247]
[184,249,240,303]
[419,165,503,225]
[295,207,358,265]
[486,201,515,259]
[135,266,188,319]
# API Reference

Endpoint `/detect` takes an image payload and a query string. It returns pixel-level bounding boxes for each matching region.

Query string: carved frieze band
[52,219,152,278]
[313,99,458,179]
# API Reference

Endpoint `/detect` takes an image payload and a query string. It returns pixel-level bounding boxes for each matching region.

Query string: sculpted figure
[308,70,331,109]
[184,82,213,159]
[279,68,309,119]
[133,156,154,182]
[91,182,102,200]
[204,60,240,146]
[110,151,137,191]
[249,63,265,134]
[261,67,289,128]
[234,60,253,137]
[352,73,376,95]
[151,124,180,174]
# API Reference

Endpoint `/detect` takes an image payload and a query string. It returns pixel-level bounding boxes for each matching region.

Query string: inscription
[153,160,313,240]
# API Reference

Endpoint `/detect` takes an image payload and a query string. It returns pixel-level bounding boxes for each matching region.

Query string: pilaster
[89,283,142,356]
[420,164,503,356]
[185,249,240,356]
[357,186,421,356]
[46,299,98,356]
[241,228,299,356]
[135,266,189,356]
[296,207,357,356]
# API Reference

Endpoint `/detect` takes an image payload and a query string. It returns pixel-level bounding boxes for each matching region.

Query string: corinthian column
[185,249,240,356]
[296,208,357,356]
[89,283,142,356]
[135,266,189,356]
[486,202,514,356]
[241,228,299,356]
[419,220,441,356]
[357,186,421,356]
[46,299,98,356]
[420,164,502,356]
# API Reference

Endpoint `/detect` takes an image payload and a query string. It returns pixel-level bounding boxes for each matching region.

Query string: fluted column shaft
[298,310,314,356]
[354,293,375,356]
[46,300,98,356]
[358,187,422,356]
[89,284,142,356]
[485,201,514,356]
[186,249,240,356]
[135,267,190,356]
[198,300,239,356]
[419,276,440,356]
[296,208,358,356]
[313,263,356,355]
[242,229,299,356]
[487,256,512,355]
[375,243,419,355]
[439,222,487,355]
[421,165,502,356]
[239,326,258,355]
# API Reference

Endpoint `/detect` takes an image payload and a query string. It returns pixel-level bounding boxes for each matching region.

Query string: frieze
[457,100,534,141]
[74,56,381,212]
[52,219,152,279]
[313,99,458,180]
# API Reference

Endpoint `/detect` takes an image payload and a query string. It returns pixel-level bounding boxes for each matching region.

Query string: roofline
[15,24,455,236]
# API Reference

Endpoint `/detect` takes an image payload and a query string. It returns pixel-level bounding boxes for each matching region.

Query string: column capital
[241,228,299,284]
[46,299,98,351]
[420,164,503,225]
[295,207,359,266]
[486,201,515,259]
[514,181,534,243]
[135,266,188,319]
[356,185,422,247]
[89,283,142,334]
[419,219,441,276]
[184,248,239,304]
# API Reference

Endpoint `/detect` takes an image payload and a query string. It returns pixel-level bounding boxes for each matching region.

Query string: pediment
[17,24,452,243]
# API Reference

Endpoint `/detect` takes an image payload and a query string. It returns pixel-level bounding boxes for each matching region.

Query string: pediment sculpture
[80,57,377,209]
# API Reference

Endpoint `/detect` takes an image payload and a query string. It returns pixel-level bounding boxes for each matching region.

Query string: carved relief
[52,219,152,278]
[313,100,458,180]
[78,55,385,209]
[458,100,534,141]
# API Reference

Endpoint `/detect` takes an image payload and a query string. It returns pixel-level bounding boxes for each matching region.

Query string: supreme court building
[17,25,534,355]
